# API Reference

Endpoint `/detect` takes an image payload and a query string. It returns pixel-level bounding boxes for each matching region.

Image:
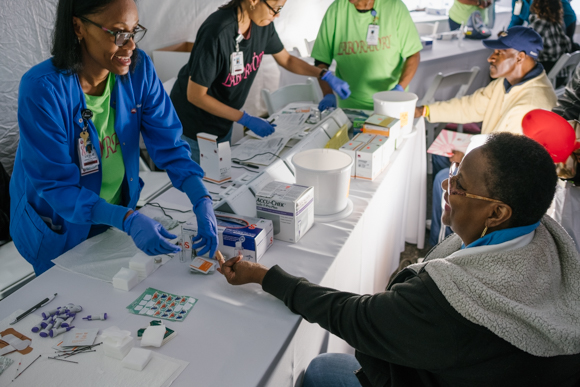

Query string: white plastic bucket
[292,149,353,216]
[373,91,418,135]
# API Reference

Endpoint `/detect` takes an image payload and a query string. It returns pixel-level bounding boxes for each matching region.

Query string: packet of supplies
[137,320,177,347]
[189,257,216,274]
[126,287,197,322]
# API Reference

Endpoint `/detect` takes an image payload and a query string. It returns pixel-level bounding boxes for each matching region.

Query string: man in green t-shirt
[312,0,423,110]
[448,0,492,31]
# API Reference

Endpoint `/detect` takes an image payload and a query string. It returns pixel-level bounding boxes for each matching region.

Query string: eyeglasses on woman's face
[261,0,283,16]
[447,162,504,204]
[79,16,147,47]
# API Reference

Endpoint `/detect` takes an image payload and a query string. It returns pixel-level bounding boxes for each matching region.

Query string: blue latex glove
[237,112,276,137]
[391,84,404,92]
[321,71,351,99]
[191,197,218,258]
[318,94,337,111]
[123,211,180,256]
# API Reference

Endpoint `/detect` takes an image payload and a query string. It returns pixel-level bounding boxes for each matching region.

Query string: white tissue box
[122,348,152,371]
[113,267,139,291]
[129,255,155,280]
[104,335,134,360]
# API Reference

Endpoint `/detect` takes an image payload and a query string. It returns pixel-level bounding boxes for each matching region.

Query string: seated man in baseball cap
[414,26,558,247]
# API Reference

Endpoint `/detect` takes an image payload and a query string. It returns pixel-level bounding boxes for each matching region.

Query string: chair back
[262,77,323,115]
[547,51,580,94]
[415,22,439,37]
[421,66,480,148]
[304,39,315,56]
[420,66,480,105]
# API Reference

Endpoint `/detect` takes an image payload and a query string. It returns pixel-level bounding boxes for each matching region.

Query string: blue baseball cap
[482,26,543,60]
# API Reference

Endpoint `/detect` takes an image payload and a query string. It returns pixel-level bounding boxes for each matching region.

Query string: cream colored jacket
[428,71,557,134]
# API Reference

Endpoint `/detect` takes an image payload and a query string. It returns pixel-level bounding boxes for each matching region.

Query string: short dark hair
[51,0,137,74]
[481,132,557,228]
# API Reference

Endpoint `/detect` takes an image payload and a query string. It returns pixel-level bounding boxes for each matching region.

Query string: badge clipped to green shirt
[78,130,99,176]
[367,9,379,46]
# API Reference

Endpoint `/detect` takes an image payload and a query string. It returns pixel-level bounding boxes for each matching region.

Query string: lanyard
[371,8,379,24]
[235,33,243,52]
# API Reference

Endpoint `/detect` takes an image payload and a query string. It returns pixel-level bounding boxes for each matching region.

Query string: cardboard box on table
[197,132,232,184]
[152,42,194,83]
[182,212,274,263]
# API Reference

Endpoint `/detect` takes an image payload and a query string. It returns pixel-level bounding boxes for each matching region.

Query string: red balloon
[522,109,578,163]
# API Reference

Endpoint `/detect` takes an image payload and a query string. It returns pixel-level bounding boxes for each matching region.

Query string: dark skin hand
[216,251,269,286]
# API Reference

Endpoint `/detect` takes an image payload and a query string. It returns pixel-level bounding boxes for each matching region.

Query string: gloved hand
[391,84,404,92]
[123,211,180,256]
[191,197,218,258]
[321,71,351,99]
[318,94,337,111]
[237,112,276,137]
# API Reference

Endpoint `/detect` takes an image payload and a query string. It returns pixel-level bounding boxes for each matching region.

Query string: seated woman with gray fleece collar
[216,132,580,387]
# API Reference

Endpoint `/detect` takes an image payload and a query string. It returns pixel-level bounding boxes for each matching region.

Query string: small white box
[112,268,139,291]
[183,212,273,263]
[356,142,383,181]
[369,135,396,171]
[197,132,232,184]
[129,254,154,280]
[256,182,314,243]
[122,348,152,371]
[421,37,434,50]
[339,140,365,178]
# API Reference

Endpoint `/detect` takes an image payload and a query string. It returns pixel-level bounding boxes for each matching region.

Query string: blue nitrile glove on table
[391,84,404,92]
[321,71,351,99]
[318,94,337,111]
[123,211,181,256]
[238,111,276,137]
[191,197,218,258]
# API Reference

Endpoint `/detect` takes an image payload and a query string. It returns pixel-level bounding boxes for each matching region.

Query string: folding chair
[419,66,481,148]
[261,77,323,115]
[547,51,580,96]
[415,22,439,37]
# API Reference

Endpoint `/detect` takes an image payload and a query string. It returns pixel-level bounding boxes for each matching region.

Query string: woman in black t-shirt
[170,0,350,163]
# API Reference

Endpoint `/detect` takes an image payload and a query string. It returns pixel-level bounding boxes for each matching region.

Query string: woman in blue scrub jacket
[10,0,218,275]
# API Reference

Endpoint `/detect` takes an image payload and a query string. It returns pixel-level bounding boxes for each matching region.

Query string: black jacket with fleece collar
[262,217,580,386]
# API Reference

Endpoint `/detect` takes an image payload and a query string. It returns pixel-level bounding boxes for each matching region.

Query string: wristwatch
[318,68,328,79]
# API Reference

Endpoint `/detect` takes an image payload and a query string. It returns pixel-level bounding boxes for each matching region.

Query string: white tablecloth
[0,119,426,387]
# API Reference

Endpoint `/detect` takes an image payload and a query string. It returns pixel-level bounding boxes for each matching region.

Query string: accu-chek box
[182,211,273,263]
[255,182,314,243]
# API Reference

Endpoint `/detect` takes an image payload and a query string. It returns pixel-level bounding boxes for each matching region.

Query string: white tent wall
[0,0,333,175]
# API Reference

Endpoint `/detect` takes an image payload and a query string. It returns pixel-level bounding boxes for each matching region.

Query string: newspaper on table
[232,136,290,166]
[126,287,197,322]
[247,111,310,139]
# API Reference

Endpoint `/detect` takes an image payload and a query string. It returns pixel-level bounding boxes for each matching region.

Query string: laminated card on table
[126,288,197,322]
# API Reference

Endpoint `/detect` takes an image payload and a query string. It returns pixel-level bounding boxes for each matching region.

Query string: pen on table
[10,293,57,325]
[13,354,41,381]
[268,117,276,124]
[232,160,259,169]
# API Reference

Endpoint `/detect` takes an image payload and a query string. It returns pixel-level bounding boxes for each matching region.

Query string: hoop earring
[480,225,488,238]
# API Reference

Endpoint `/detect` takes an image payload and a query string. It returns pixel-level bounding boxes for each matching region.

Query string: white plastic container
[373,91,418,137]
[292,149,353,216]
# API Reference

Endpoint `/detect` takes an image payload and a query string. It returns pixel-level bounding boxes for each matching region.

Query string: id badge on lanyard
[367,9,379,46]
[77,109,100,176]
[513,0,523,16]
[230,34,245,76]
